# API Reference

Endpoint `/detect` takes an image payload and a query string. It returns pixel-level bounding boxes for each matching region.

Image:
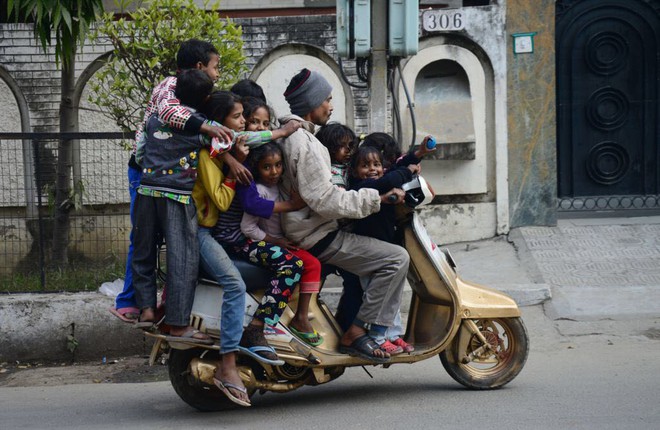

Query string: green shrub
[88,0,246,133]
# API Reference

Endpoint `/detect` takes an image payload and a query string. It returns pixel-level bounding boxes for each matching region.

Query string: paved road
[2,307,659,430]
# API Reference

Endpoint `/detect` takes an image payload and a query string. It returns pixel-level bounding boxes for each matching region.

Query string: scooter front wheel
[440,317,529,389]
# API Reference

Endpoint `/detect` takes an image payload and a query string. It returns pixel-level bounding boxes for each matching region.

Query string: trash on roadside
[98,279,124,298]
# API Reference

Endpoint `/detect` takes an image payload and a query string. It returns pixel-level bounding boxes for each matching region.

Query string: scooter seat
[198,258,272,293]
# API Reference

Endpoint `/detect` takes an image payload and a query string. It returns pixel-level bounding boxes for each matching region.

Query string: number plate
[422,9,466,32]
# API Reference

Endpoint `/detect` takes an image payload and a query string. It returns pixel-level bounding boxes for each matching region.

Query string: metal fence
[0,132,134,292]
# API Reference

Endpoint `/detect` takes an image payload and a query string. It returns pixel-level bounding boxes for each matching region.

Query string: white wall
[255,54,347,124]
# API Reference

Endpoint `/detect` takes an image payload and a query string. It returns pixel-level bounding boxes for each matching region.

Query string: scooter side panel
[190,282,263,336]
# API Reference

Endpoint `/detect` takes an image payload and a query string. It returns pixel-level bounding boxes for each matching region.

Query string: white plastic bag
[99,278,124,298]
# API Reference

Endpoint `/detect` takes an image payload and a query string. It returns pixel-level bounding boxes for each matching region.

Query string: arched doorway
[556,0,660,211]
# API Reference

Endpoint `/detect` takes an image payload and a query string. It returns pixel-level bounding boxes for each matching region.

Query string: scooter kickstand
[361,366,374,378]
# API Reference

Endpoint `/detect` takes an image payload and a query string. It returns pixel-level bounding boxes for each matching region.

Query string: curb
[0,293,151,363]
[0,279,550,363]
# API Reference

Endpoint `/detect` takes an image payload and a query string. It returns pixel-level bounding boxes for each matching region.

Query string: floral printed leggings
[233,240,303,326]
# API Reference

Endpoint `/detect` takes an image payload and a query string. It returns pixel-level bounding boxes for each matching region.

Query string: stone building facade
[2,0,658,273]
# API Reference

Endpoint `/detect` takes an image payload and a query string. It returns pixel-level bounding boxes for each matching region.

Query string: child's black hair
[202,90,242,124]
[246,142,284,181]
[241,96,272,123]
[361,132,401,169]
[176,39,218,69]
[231,79,267,103]
[350,145,383,174]
[316,123,358,162]
[174,69,214,110]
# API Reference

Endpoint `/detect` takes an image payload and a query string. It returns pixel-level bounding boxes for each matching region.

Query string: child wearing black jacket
[345,134,436,354]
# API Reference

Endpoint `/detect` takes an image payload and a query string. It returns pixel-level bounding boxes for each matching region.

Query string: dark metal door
[556,0,660,205]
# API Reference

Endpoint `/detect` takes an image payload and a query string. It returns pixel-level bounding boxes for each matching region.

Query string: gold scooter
[146,176,529,411]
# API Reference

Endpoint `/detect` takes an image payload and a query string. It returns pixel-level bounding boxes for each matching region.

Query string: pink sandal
[391,337,415,353]
[109,306,139,323]
[379,339,404,355]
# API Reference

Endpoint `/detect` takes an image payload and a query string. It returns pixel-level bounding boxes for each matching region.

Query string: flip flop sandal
[289,326,324,347]
[134,320,156,330]
[134,308,157,330]
[237,345,285,366]
[338,334,391,364]
[109,307,139,323]
[213,378,251,407]
[163,329,214,345]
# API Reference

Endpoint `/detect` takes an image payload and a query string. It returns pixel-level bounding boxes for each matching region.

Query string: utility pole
[369,1,389,132]
[337,0,416,133]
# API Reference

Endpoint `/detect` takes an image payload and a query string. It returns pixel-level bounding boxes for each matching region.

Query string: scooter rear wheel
[440,317,529,389]
[169,348,252,411]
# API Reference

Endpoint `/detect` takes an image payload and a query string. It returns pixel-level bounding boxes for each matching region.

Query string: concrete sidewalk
[515,216,660,320]
[1,215,659,363]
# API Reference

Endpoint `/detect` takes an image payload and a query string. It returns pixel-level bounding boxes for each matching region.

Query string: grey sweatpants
[316,231,409,327]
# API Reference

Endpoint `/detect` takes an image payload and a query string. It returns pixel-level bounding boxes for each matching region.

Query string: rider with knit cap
[278,69,410,363]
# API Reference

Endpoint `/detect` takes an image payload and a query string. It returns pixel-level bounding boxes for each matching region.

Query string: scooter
[144,176,529,411]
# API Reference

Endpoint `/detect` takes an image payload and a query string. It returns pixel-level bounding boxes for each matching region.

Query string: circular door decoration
[586,87,629,130]
[585,31,628,75]
[586,141,630,185]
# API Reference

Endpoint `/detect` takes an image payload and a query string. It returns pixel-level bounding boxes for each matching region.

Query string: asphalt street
[1,307,659,430]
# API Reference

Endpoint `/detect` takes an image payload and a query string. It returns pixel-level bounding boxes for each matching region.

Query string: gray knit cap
[284,69,333,116]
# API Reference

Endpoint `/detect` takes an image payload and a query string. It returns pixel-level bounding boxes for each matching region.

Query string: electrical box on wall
[388,0,419,57]
[336,0,351,58]
[336,0,371,59]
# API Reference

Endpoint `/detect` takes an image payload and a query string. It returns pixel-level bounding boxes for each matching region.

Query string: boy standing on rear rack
[112,39,249,323]
[131,69,218,344]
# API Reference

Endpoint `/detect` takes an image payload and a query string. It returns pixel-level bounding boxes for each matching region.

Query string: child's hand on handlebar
[382,188,405,204]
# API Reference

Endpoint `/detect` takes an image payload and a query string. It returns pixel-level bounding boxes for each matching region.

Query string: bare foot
[289,317,315,335]
[214,353,250,405]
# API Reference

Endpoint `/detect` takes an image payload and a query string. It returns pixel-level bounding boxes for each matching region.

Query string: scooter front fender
[455,277,521,318]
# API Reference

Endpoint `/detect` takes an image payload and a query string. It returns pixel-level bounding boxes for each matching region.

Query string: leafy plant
[88,0,246,133]
[7,0,104,68]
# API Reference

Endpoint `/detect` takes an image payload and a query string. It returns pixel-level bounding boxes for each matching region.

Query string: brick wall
[236,14,369,133]
[0,13,369,134]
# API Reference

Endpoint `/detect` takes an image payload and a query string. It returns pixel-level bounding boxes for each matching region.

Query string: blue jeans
[132,194,199,326]
[115,165,142,310]
[198,227,246,353]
